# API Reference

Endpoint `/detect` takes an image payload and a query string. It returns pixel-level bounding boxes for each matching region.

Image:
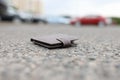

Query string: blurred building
[9,0,42,14]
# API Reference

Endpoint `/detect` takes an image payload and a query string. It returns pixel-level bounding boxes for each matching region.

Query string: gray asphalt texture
[0,23,120,80]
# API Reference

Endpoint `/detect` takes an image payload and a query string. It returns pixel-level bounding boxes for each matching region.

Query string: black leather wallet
[31,34,78,49]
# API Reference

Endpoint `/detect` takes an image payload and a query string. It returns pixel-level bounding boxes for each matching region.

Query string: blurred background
[1,1,120,80]
[0,0,120,26]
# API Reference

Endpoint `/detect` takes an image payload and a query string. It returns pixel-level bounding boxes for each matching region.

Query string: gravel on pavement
[0,23,120,80]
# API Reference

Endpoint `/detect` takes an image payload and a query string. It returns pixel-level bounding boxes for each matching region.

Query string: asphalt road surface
[0,22,120,80]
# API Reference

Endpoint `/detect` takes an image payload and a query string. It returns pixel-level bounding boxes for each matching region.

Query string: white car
[18,12,32,22]
[44,16,71,24]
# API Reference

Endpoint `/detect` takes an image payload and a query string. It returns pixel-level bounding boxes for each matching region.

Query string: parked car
[44,16,71,24]
[70,15,112,27]
[17,11,32,23]
[0,1,44,24]
[0,0,20,22]
[28,14,47,24]
[30,14,40,23]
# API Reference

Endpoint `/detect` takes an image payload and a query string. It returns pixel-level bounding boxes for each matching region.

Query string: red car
[70,15,112,26]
